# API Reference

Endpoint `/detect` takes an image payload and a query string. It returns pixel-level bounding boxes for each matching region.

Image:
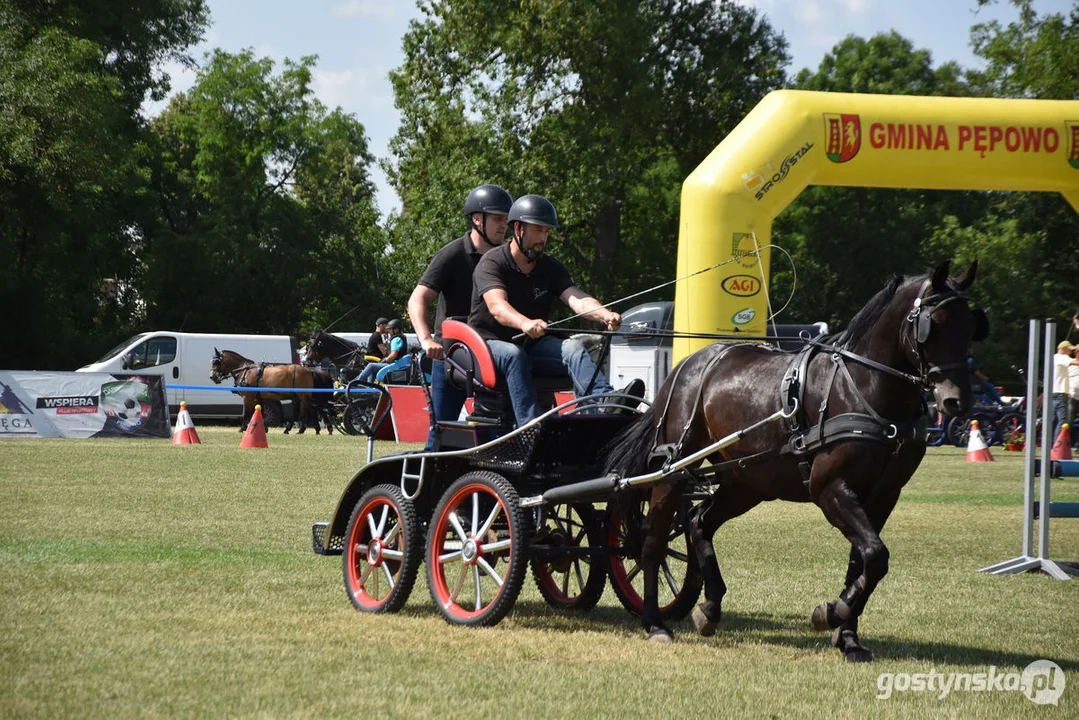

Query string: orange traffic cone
[240,404,269,448]
[1050,423,1073,461]
[172,401,200,445]
[966,419,994,462]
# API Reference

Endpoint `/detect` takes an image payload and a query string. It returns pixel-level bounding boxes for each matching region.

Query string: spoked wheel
[342,396,378,436]
[606,496,702,621]
[530,503,607,611]
[948,414,997,447]
[342,484,421,613]
[425,472,529,627]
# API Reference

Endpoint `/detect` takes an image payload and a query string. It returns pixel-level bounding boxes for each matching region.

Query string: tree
[386,0,789,305]
[142,50,385,337]
[0,0,208,369]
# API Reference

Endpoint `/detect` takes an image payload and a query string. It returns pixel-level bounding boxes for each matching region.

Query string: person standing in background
[1051,340,1078,446]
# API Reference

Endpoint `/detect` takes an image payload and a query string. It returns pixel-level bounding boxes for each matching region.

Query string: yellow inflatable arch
[674,90,1079,362]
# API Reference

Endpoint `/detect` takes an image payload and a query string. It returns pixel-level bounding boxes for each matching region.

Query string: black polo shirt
[469,242,574,342]
[418,233,485,341]
[365,331,385,359]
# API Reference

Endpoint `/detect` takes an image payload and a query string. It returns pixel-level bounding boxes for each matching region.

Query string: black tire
[606,496,702,622]
[261,400,284,428]
[342,484,421,613]
[948,414,997,447]
[425,471,528,627]
[342,396,377,436]
[530,503,607,611]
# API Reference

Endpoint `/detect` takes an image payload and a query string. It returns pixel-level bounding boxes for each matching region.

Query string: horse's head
[903,260,987,417]
[209,348,227,384]
[303,330,324,366]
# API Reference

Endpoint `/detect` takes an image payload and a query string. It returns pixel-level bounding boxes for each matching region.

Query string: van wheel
[261,401,284,428]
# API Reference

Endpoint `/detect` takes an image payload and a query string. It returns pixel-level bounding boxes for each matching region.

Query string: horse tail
[603,407,657,478]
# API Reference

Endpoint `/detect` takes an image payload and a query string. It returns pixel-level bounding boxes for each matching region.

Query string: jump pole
[979,319,1077,579]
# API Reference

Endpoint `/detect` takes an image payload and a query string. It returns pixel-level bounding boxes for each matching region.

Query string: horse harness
[648,280,986,489]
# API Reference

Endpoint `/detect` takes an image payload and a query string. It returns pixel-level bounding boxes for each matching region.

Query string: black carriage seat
[441,319,574,424]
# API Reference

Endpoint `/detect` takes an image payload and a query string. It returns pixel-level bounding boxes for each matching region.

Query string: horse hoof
[844,647,874,663]
[646,628,673,643]
[811,602,834,631]
[692,605,717,637]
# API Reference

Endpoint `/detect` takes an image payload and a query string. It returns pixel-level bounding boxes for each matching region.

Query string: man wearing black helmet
[469,194,641,426]
[408,184,512,448]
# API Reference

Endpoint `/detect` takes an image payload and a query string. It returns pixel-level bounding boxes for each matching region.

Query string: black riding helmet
[508,194,559,229]
[386,319,403,331]
[464,184,512,248]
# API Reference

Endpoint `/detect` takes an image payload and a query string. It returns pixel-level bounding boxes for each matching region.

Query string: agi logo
[722,275,761,297]
[825,113,861,163]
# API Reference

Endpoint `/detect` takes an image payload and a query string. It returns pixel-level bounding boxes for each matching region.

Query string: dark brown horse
[604,261,986,662]
[303,330,370,381]
[210,349,317,433]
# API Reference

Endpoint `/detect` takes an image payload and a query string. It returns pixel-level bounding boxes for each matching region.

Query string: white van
[78,332,300,422]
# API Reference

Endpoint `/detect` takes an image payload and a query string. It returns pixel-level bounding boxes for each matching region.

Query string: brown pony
[210,349,316,433]
[604,261,986,662]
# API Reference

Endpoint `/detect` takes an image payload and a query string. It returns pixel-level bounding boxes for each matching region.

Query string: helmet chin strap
[473,213,502,248]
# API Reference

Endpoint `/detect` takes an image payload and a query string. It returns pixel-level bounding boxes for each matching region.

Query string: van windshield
[96,334,149,363]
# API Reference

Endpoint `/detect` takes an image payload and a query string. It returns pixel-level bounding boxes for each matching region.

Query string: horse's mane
[219,349,252,362]
[832,273,913,350]
[319,332,361,353]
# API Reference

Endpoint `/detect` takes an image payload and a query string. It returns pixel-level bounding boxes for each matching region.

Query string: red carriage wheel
[342,484,421,613]
[530,503,607,611]
[606,497,702,621]
[425,472,528,627]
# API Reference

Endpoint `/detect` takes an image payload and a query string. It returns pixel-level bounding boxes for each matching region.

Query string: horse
[303,329,370,381]
[603,260,987,662]
[209,349,317,434]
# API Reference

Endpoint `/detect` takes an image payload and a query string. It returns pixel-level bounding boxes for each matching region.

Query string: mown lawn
[1,427,1076,718]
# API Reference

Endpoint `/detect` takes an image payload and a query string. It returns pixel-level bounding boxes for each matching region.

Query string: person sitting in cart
[357,319,410,384]
[467,193,644,426]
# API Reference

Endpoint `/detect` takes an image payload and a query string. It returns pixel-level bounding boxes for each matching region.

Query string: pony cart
[312,261,987,661]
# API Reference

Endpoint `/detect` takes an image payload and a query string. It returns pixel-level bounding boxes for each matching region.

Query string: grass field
[2,426,1077,718]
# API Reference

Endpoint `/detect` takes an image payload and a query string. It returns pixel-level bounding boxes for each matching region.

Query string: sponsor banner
[0,371,170,439]
[826,113,1079,168]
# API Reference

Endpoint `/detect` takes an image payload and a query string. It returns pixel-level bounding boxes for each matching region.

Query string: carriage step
[311,521,344,556]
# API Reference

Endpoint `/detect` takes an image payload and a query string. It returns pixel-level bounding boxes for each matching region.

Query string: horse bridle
[210,352,257,385]
[309,333,363,368]
[902,278,988,389]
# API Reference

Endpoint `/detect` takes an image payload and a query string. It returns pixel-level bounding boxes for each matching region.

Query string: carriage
[311,261,987,661]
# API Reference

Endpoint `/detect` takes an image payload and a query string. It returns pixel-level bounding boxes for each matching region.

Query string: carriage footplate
[311,521,344,556]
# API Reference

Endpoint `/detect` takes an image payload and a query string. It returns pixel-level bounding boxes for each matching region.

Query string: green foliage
[141,50,386,338]
[387,0,789,302]
[0,1,208,370]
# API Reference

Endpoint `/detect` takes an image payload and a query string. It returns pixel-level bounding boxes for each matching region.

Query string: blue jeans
[358,356,409,384]
[976,379,1003,405]
[424,358,467,451]
[1052,393,1068,446]
[487,336,614,426]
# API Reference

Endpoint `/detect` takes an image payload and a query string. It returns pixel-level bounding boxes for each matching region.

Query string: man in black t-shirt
[408,184,512,448]
[366,318,388,359]
[469,194,630,426]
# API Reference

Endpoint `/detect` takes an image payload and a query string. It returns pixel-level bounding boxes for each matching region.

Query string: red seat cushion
[441,319,574,393]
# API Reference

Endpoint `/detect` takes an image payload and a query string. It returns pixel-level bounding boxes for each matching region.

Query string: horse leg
[640,483,684,642]
[687,486,761,637]
[811,479,894,663]
[241,402,250,432]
